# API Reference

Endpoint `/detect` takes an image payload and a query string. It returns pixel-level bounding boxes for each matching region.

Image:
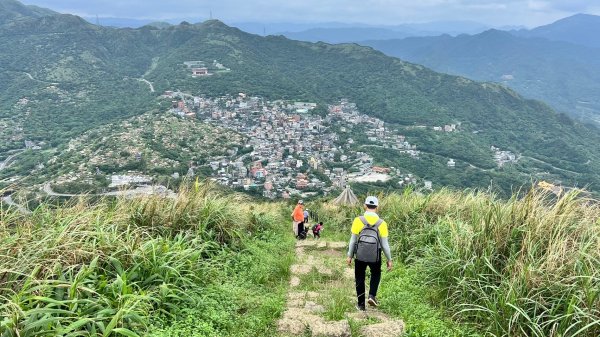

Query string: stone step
[311,320,351,337]
[327,242,346,250]
[346,309,390,322]
[278,308,351,337]
[281,239,404,337]
[361,320,405,337]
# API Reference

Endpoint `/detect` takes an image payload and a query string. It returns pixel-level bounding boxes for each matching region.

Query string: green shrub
[378,188,600,337]
[0,182,293,337]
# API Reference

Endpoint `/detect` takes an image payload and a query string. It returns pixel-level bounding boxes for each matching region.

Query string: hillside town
[163,91,423,198]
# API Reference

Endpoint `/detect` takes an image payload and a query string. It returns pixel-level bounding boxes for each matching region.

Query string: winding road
[1,195,32,215]
[0,150,24,171]
[42,183,175,199]
[137,78,155,93]
[522,156,582,175]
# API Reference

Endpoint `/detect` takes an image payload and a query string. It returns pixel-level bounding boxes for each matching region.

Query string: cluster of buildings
[161,92,420,198]
[184,60,230,77]
[433,123,459,132]
[331,100,420,158]
[491,146,519,167]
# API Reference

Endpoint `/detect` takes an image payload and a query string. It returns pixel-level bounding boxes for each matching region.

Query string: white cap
[298,200,304,204]
[365,196,378,207]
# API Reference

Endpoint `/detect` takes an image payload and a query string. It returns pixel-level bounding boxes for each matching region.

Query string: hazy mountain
[145,21,172,29]
[3,3,600,192]
[0,0,55,24]
[230,21,373,35]
[72,16,490,42]
[281,27,414,43]
[515,14,600,48]
[279,20,490,43]
[82,16,194,28]
[82,16,157,28]
[396,20,489,35]
[360,29,600,124]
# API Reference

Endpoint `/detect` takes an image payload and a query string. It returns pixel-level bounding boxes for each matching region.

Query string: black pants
[354,259,382,306]
[296,221,305,238]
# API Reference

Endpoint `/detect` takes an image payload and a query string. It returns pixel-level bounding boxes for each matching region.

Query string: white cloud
[528,0,549,11]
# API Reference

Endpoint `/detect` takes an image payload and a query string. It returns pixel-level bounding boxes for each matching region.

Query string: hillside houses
[159,93,429,197]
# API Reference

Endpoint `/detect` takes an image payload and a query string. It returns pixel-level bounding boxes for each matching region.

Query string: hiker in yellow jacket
[347,196,393,311]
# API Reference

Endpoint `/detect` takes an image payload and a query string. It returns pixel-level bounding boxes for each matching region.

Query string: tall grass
[0,182,291,337]
[379,188,600,337]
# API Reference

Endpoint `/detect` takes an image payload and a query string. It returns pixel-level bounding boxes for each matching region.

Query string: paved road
[42,183,176,199]
[1,195,32,214]
[0,150,23,171]
[522,156,581,175]
[138,78,155,92]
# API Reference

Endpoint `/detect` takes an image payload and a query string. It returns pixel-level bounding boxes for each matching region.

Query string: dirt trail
[278,240,404,337]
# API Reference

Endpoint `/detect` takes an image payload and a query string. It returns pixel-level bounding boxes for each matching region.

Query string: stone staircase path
[277,240,404,337]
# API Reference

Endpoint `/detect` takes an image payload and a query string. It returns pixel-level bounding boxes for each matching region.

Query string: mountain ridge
[2,4,600,193]
[0,0,56,24]
[514,13,600,48]
[360,28,600,124]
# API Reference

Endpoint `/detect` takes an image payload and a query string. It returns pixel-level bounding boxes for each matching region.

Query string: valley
[2,2,600,202]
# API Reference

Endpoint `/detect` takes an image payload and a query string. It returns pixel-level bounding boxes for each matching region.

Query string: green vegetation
[0,183,294,336]
[381,266,480,337]
[309,188,600,337]
[362,29,600,123]
[384,188,600,336]
[3,9,600,195]
[2,177,599,336]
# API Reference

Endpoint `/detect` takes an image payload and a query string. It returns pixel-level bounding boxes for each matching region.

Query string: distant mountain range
[359,14,600,124]
[2,0,600,193]
[78,17,494,38]
[277,21,492,43]
[514,14,600,49]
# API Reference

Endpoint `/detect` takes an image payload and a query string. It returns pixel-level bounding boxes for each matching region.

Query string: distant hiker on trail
[291,200,305,238]
[304,209,310,224]
[312,222,323,239]
[346,196,393,311]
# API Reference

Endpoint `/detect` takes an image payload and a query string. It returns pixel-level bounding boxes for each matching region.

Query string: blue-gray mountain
[360,28,600,124]
[514,14,600,49]
[278,20,490,44]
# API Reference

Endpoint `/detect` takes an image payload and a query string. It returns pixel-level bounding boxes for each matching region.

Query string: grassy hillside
[310,187,600,337]
[0,183,294,336]
[2,182,598,336]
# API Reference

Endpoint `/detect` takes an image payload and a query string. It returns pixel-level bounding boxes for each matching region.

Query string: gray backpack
[355,216,383,263]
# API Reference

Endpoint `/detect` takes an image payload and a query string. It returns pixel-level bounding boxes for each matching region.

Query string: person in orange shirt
[291,200,305,238]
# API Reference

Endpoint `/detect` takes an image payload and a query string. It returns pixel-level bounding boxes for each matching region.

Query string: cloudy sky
[21,0,600,27]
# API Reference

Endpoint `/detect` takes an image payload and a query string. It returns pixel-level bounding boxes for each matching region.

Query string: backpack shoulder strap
[373,219,384,248]
[358,216,369,227]
[373,219,383,230]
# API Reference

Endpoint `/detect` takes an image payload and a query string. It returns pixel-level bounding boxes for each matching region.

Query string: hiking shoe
[356,304,366,311]
[368,296,379,307]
